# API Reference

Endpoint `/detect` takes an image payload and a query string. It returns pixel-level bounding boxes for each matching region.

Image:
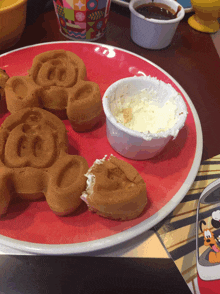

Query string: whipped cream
[112,89,178,134]
[81,155,108,203]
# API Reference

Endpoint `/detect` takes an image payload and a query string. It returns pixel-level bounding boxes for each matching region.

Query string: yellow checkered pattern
[57,4,65,16]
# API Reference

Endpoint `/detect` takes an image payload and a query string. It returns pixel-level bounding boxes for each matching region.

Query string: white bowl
[129,0,185,50]
[102,76,188,160]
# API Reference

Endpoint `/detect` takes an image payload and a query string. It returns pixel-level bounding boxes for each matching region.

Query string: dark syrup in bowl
[135,3,180,20]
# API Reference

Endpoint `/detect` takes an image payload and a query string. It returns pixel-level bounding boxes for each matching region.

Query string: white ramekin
[102,76,188,160]
[129,0,185,49]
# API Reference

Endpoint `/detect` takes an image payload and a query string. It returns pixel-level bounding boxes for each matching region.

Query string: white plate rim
[112,0,193,13]
[0,41,203,255]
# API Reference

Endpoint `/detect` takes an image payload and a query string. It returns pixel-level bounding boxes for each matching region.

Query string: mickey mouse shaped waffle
[0,107,89,216]
[5,50,102,132]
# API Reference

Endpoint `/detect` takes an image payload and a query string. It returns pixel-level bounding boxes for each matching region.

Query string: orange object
[188,0,220,33]
[0,0,28,50]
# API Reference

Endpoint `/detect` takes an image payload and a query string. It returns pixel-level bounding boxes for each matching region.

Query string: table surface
[0,5,220,263]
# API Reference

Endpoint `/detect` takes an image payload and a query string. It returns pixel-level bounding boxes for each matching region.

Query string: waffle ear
[0,169,13,216]
[67,80,102,132]
[46,153,88,216]
[5,76,41,113]
[0,68,9,100]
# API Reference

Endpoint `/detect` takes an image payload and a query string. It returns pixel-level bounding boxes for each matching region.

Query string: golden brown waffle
[81,155,147,220]
[5,50,102,132]
[0,69,9,100]
[0,107,89,216]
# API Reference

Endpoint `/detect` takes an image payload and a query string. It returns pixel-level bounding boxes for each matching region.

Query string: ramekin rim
[129,0,185,24]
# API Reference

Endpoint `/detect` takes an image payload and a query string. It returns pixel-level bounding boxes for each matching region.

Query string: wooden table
[1,5,220,162]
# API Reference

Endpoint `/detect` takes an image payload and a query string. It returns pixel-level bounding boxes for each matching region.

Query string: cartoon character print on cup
[0,107,89,216]
[5,50,102,132]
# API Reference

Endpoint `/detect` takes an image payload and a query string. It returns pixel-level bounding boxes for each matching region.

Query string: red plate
[0,42,202,254]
